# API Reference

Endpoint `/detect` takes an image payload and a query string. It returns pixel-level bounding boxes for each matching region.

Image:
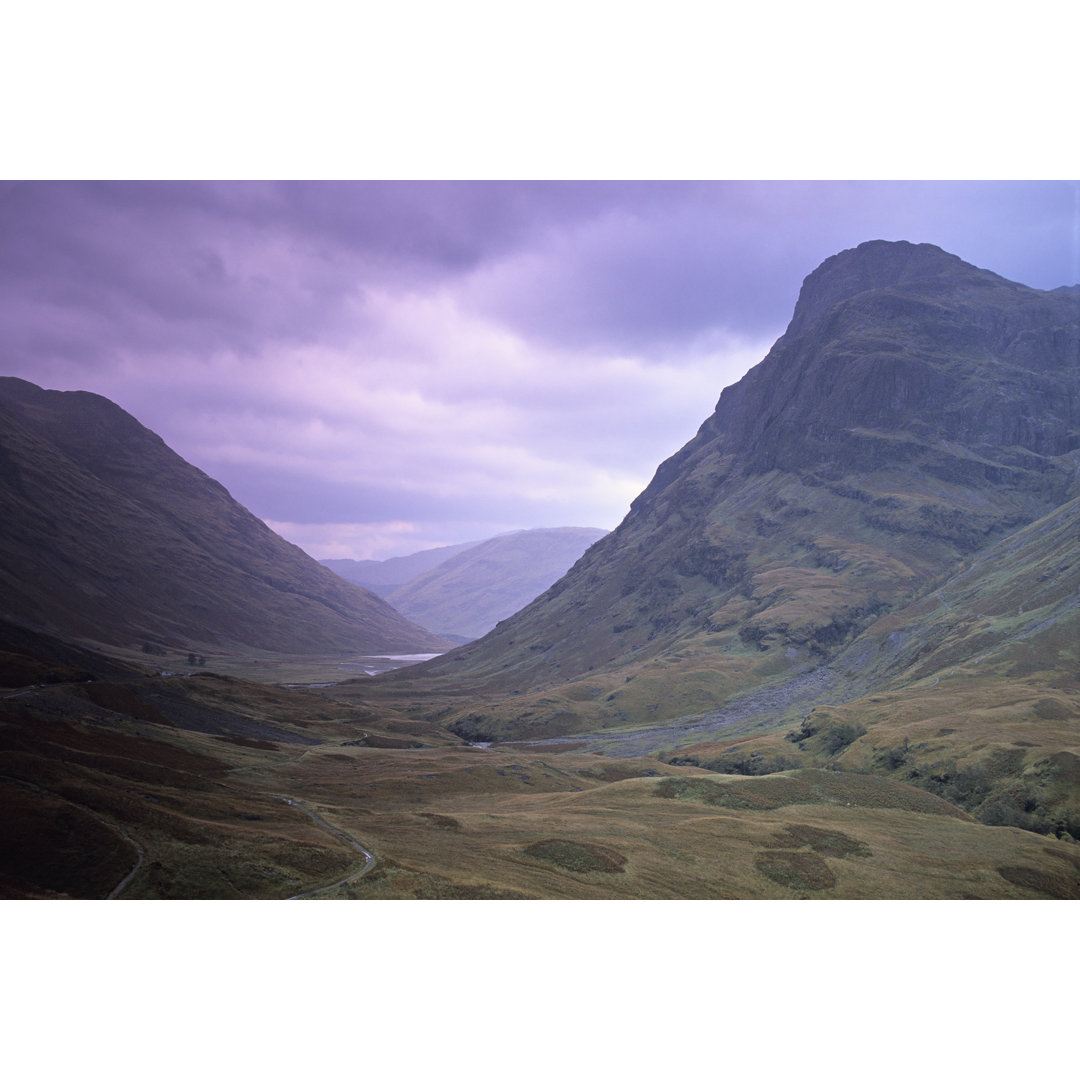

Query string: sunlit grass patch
[335,858,531,900]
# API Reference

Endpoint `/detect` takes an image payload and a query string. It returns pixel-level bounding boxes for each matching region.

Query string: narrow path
[105,824,145,899]
[0,773,145,898]
[277,796,376,899]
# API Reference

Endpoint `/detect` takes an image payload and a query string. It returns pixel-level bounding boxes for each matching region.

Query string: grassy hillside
[654,496,1080,838]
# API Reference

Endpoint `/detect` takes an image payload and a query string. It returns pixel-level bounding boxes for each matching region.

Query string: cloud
[95,289,771,548]
[3,180,1076,561]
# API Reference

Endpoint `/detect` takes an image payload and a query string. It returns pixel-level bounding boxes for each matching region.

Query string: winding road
[105,823,146,898]
[278,796,376,899]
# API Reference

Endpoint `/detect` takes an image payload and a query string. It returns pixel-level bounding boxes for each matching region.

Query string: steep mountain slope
[0,378,450,655]
[384,527,608,640]
[833,494,1080,697]
[383,241,1080,737]
[321,540,483,596]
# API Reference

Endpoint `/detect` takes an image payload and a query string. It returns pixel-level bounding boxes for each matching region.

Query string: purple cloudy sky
[2,180,1078,560]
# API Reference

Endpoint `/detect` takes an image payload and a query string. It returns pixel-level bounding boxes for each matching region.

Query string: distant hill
[0,377,450,655]
[382,527,608,640]
[321,540,483,596]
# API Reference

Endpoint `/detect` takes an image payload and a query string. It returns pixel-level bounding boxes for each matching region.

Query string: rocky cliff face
[0,378,451,654]
[707,240,1078,472]
[393,242,1080,738]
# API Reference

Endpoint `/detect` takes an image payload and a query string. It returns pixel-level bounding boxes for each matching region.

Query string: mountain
[383,527,608,641]
[382,241,1080,742]
[4,244,1080,899]
[0,378,450,655]
[321,540,483,596]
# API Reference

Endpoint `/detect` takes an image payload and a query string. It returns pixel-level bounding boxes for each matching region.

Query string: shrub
[754,850,836,891]
[785,717,816,743]
[785,716,865,756]
[523,839,626,874]
[665,750,798,775]
[874,739,910,771]
[447,715,498,743]
[820,722,866,756]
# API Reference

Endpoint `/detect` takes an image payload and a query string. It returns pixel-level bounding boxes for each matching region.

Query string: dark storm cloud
[450,181,1080,356]
[0,180,665,368]
[4,180,1073,367]
[1,181,371,362]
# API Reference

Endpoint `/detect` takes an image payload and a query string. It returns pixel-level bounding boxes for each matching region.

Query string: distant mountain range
[0,377,450,655]
[322,540,483,597]
[372,527,608,641]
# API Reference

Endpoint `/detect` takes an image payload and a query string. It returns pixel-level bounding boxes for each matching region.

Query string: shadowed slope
[0,378,450,655]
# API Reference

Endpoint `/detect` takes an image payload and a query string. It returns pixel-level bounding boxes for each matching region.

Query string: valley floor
[2,660,1078,900]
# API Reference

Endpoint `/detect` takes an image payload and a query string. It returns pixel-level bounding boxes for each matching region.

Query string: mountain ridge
[322,540,484,596]
[384,526,608,640]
